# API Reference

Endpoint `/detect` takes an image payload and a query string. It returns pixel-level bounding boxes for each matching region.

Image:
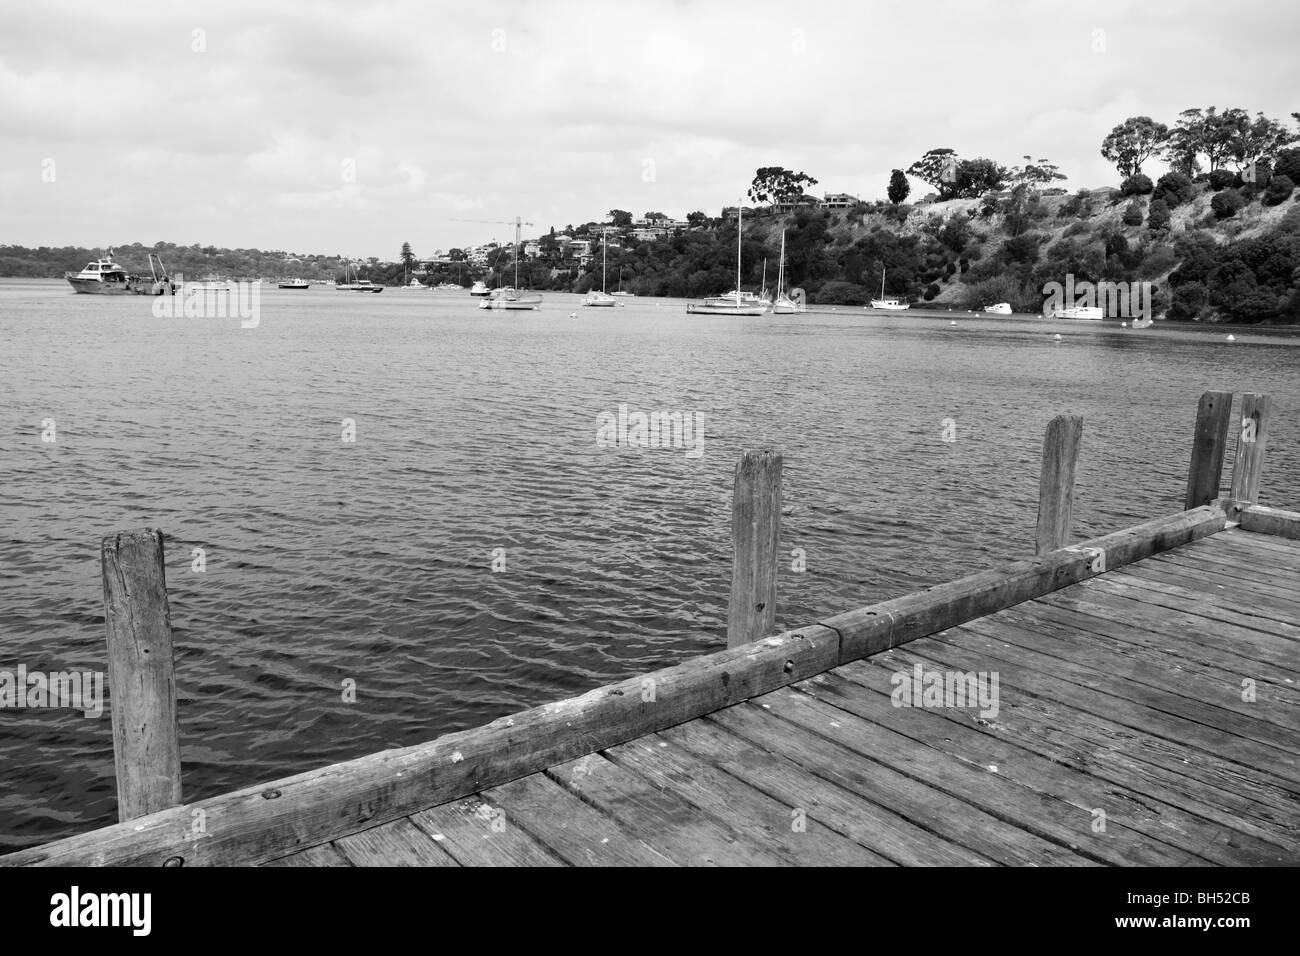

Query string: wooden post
[1228,392,1272,519]
[1034,415,1083,555]
[1183,390,1234,510]
[101,529,183,821]
[727,450,782,647]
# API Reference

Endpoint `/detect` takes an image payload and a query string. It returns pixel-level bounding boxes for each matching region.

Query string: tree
[1147,198,1172,233]
[1010,156,1067,191]
[1164,107,1238,174]
[907,148,961,200]
[1152,172,1194,207]
[1264,175,1295,206]
[447,248,467,261]
[1122,201,1144,226]
[607,209,633,227]
[686,210,707,225]
[1275,148,1300,184]
[643,211,667,220]
[887,169,910,204]
[1100,117,1169,178]
[954,158,1009,198]
[1211,189,1245,219]
[1228,111,1298,171]
[1120,174,1154,196]
[747,167,818,207]
[400,242,416,268]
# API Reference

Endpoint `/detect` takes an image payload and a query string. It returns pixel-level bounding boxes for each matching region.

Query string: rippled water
[1,278,1296,849]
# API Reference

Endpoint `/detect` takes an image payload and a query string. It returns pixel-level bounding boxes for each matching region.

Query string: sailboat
[869,267,909,310]
[688,204,769,315]
[398,264,426,290]
[772,232,803,314]
[583,229,616,307]
[612,268,634,296]
[480,217,542,310]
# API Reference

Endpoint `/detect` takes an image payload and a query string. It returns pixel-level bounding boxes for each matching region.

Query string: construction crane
[449,217,535,289]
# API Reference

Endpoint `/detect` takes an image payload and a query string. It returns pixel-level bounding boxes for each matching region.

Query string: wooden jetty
[3,391,1298,867]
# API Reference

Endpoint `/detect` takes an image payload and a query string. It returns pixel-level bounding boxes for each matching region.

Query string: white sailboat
[689,204,769,315]
[479,217,542,310]
[583,229,616,307]
[869,267,909,310]
[772,231,803,314]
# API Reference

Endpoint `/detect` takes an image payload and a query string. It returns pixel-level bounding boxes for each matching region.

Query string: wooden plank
[823,504,1227,662]
[1228,392,1272,518]
[728,450,782,647]
[1143,553,1300,612]
[1185,390,1234,509]
[1,623,839,866]
[263,843,352,867]
[1035,414,1083,554]
[546,753,788,866]
[101,528,183,822]
[864,645,1300,842]
[604,734,892,866]
[710,704,1097,866]
[747,683,1195,866]
[1236,509,1300,541]
[901,630,1300,785]
[953,614,1300,736]
[799,670,1282,865]
[1058,577,1300,673]
[981,599,1300,706]
[334,818,460,866]
[409,798,564,867]
[659,715,993,865]
[483,773,675,866]
[835,658,1300,860]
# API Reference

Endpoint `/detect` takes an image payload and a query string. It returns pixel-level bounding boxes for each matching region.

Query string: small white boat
[771,232,803,314]
[869,268,910,310]
[352,279,383,293]
[65,253,134,294]
[470,280,490,296]
[687,300,768,316]
[1051,306,1103,320]
[398,276,426,290]
[479,287,542,310]
[611,290,634,297]
[584,229,617,307]
[982,302,1012,315]
[432,282,462,292]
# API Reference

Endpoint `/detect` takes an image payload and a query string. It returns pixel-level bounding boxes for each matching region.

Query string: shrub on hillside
[923,283,940,301]
[1152,172,1194,207]
[1211,189,1245,218]
[1263,175,1295,207]
[1208,169,1236,191]
[1003,233,1040,264]
[1122,201,1144,226]
[1147,199,1172,233]
[1120,174,1154,196]
[1274,149,1300,186]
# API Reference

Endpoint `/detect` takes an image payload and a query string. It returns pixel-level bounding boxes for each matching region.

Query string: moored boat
[470,280,490,296]
[1050,306,1104,320]
[65,253,134,294]
[583,228,617,307]
[771,231,803,314]
[982,302,1011,315]
[688,204,768,315]
[869,267,910,310]
[278,278,310,290]
[479,287,542,310]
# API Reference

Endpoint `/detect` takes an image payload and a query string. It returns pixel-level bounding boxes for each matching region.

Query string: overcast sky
[2,0,1297,259]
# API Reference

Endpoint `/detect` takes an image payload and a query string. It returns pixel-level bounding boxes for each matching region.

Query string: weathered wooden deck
[261,527,1300,867]
[3,391,1297,867]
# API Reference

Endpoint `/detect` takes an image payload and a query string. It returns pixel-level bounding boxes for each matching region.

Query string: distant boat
[772,231,802,314]
[65,252,134,294]
[870,268,909,310]
[433,282,462,292]
[470,280,490,296]
[611,290,635,297]
[583,228,616,307]
[982,302,1011,315]
[336,260,362,291]
[1132,315,1154,329]
[479,216,541,311]
[354,280,384,293]
[688,204,769,315]
[278,278,310,290]
[398,273,425,290]
[1051,306,1103,320]
[479,287,542,310]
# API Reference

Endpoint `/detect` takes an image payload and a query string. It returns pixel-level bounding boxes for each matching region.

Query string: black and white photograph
[1,0,1296,925]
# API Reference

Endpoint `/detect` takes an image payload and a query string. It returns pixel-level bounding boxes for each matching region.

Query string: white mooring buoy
[1227,334,1236,342]
[1053,333,1062,341]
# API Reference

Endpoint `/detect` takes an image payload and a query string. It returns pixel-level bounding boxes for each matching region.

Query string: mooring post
[1184,390,1235,510]
[1035,415,1084,555]
[727,450,782,647]
[1228,392,1272,520]
[101,528,183,821]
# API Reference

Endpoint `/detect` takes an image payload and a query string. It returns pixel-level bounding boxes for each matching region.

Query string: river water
[1,278,1296,849]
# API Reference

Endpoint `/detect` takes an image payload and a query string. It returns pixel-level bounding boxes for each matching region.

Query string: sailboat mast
[514,217,521,288]
[602,228,607,293]
[736,202,743,303]
[778,231,785,294]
